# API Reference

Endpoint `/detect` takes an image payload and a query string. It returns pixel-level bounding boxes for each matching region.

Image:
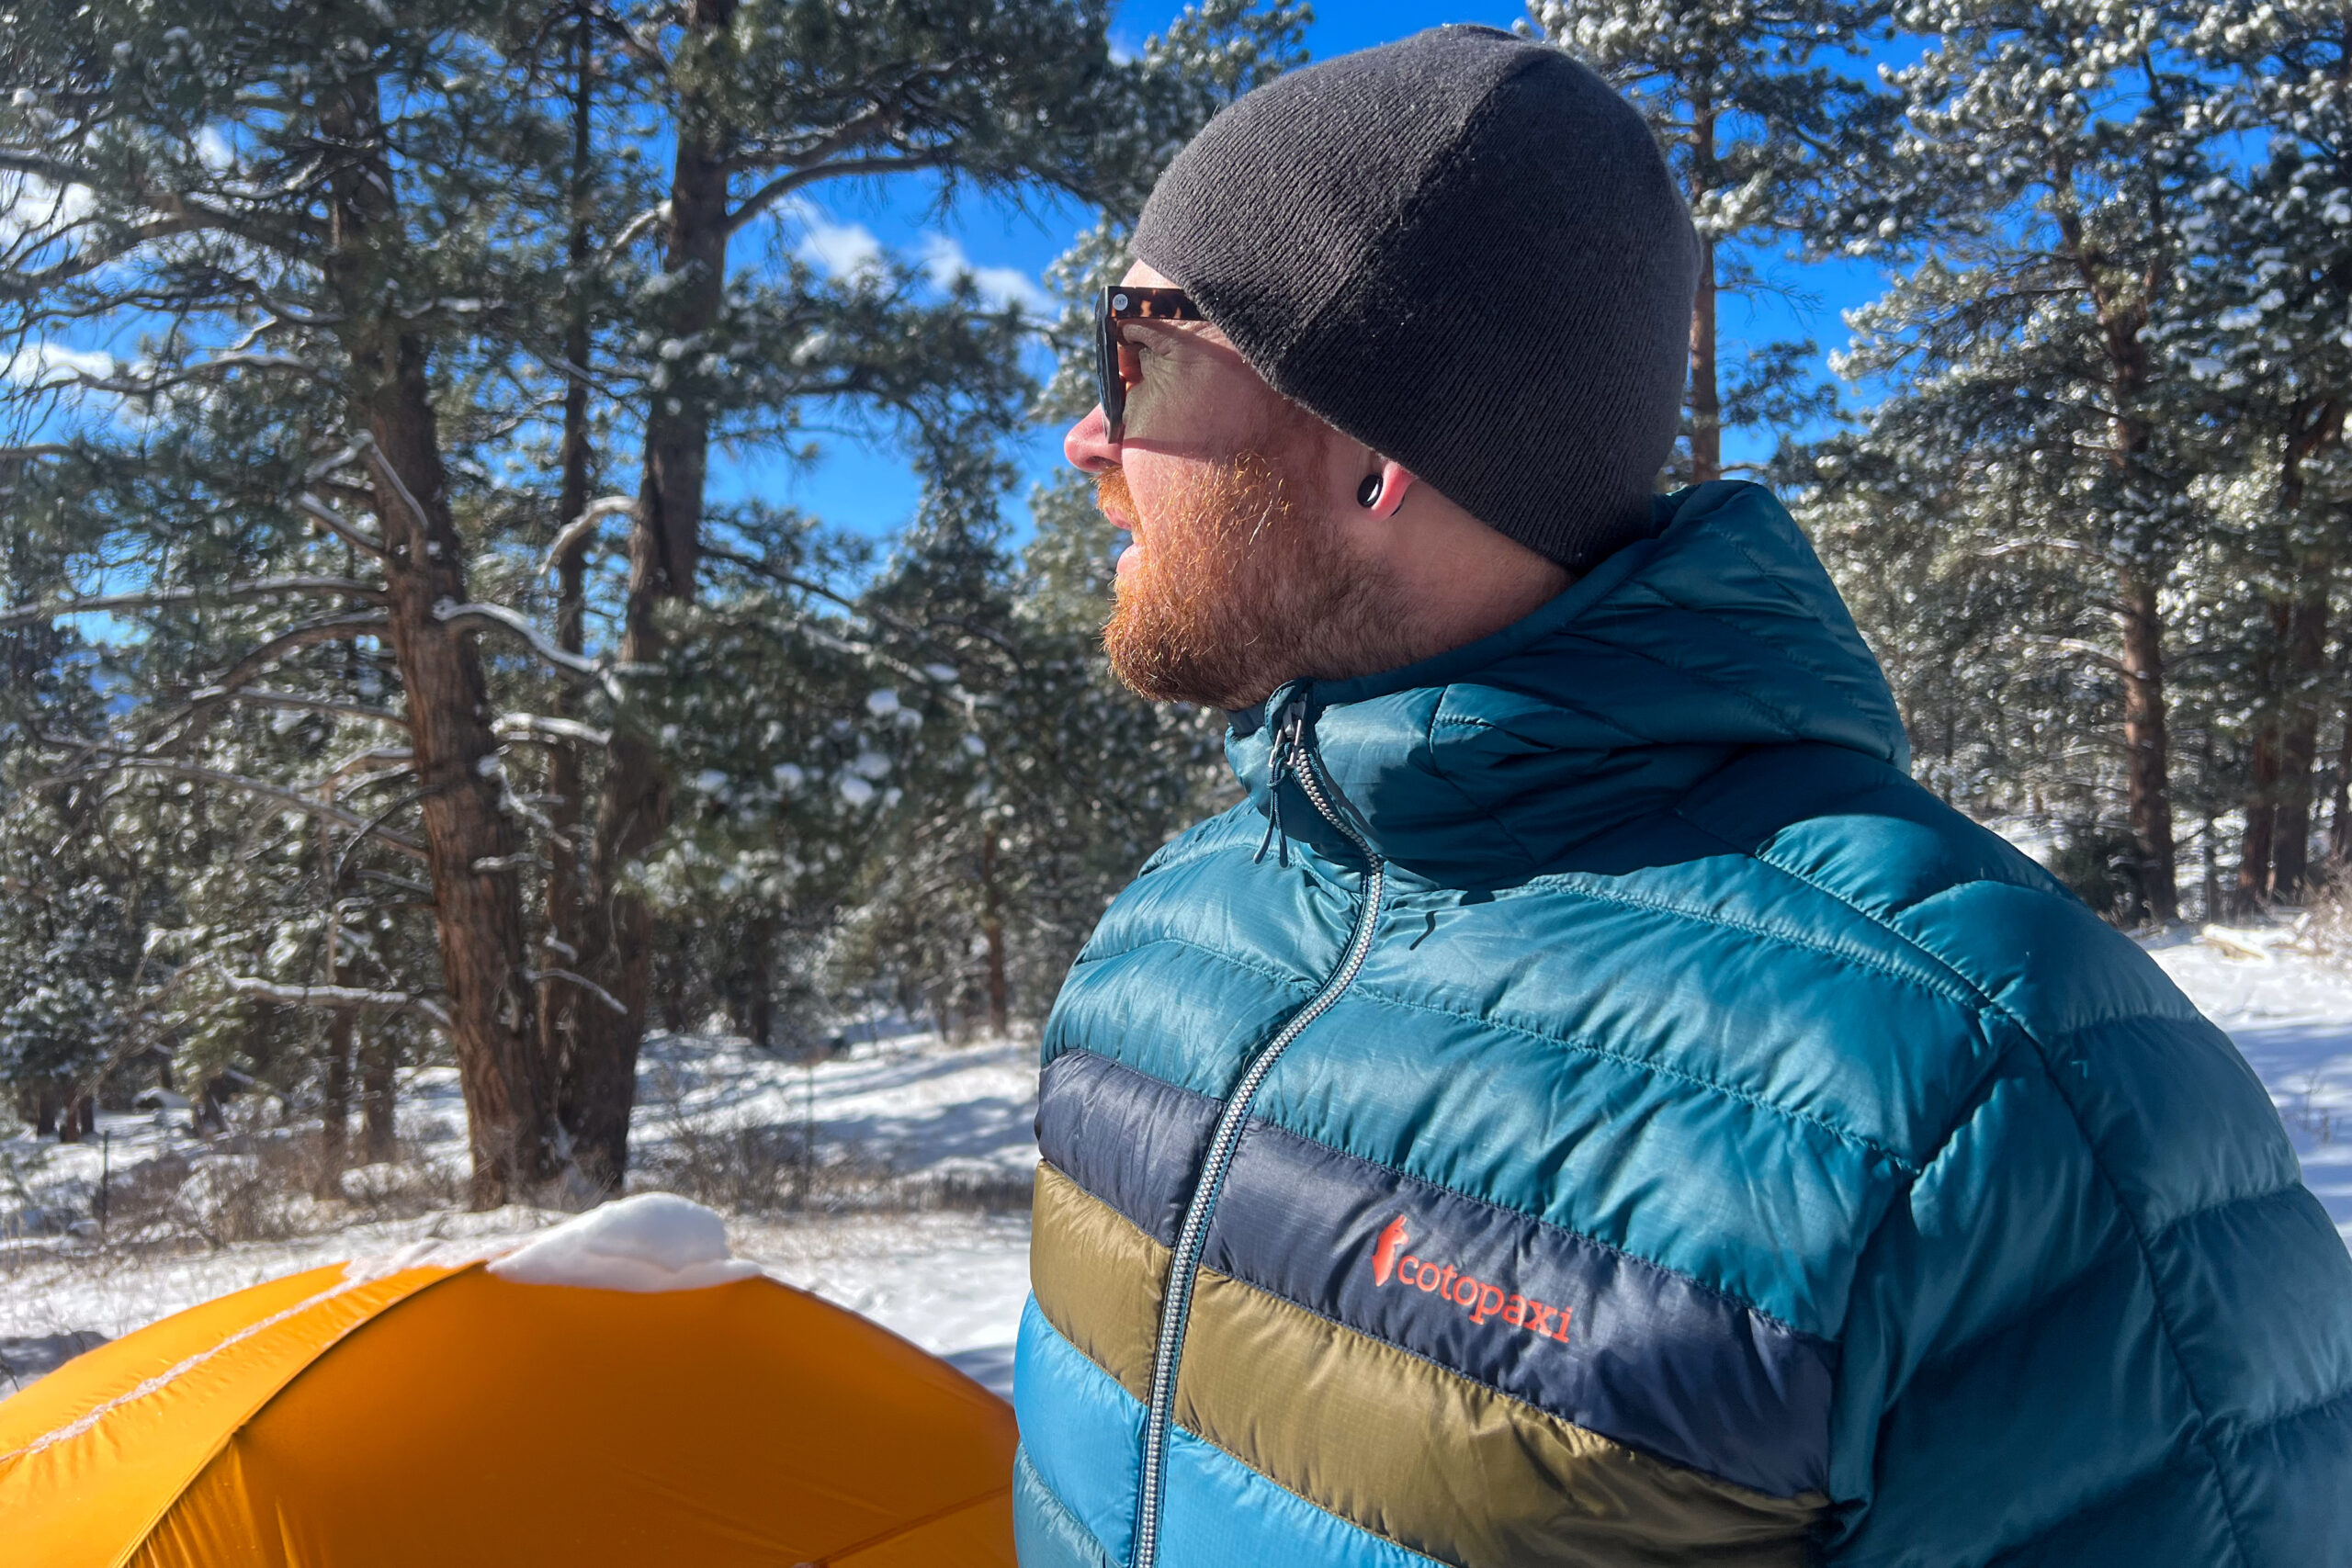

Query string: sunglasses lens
[1096,295,1125,435]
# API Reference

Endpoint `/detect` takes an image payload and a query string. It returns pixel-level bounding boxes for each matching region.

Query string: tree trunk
[2119,565,2178,923]
[2240,728,2279,917]
[2202,812,2223,926]
[980,828,1009,1039]
[2240,593,2293,911]
[318,1011,355,1199]
[2330,706,2352,873]
[744,909,777,1049]
[539,9,599,1109]
[316,806,351,1199]
[322,74,551,1207]
[2272,565,2333,897]
[1686,93,1720,485]
[560,2,733,1191]
[361,1030,399,1162]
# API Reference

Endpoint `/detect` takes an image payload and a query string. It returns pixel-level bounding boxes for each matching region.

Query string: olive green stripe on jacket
[1031,1163,1826,1568]
[1031,1161,1164,1404]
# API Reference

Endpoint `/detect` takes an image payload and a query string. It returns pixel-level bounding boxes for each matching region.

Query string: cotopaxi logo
[1371,1214,1572,1343]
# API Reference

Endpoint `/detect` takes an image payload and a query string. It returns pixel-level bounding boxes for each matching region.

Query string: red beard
[1098,446,1397,711]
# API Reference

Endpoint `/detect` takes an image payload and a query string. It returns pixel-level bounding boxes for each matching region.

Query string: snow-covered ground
[2145,924,2352,1242]
[6,921,2352,1402]
[0,1020,1041,1396]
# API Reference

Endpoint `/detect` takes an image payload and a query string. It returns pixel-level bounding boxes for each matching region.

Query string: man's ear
[1363,458,1416,520]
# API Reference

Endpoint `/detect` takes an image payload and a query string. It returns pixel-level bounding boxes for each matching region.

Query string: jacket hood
[1227,480,1907,886]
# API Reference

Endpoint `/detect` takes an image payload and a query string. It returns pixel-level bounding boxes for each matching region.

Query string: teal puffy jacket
[1012,481,2352,1567]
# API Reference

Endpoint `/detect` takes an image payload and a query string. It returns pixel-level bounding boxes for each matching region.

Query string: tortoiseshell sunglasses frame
[1094,285,1204,439]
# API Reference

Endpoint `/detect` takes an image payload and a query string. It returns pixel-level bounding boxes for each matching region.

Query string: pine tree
[1816,0,2225,920]
[1,0,1308,1194]
[1527,0,1899,479]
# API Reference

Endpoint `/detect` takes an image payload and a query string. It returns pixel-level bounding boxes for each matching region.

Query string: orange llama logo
[1369,1212,1571,1344]
[1373,1214,1411,1286]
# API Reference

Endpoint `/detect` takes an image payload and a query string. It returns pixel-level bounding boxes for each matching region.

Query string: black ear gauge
[1357,474,1384,508]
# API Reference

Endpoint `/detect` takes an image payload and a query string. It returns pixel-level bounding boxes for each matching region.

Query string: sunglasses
[1094,284,1204,440]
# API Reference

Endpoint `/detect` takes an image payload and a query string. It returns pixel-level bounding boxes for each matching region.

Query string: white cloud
[782,197,1050,315]
[918,232,1052,316]
[0,173,96,248]
[790,202,885,282]
[1,340,118,387]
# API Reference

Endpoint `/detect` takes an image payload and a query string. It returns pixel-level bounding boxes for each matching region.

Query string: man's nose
[1065,404,1119,473]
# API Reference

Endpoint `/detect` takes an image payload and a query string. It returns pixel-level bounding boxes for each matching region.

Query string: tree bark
[318,1010,355,1197]
[981,827,1009,1038]
[2273,569,2332,898]
[2330,703,2352,874]
[360,1030,399,1162]
[2241,725,2278,916]
[560,0,734,1190]
[540,9,599,1109]
[2240,595,2289,915]
[316,805,352,1199]
[2119,565,2179,923]
[1686,92,1720,485]
[322,74,552,1207]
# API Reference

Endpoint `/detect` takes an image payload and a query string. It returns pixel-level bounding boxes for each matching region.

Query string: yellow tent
[0,1197,1017,1567]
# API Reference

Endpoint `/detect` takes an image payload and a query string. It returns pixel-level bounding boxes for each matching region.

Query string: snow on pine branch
[433,598,599,680]
[221,688,409,730]
[0,576,384,629]
[220,976,450,1030]
[541,496,639,577]
[494,713,612,749]
[71,756,428,861]
[296,492,388,557]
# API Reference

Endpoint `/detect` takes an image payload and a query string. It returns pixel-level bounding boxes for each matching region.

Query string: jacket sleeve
[1817,997,2352,1568]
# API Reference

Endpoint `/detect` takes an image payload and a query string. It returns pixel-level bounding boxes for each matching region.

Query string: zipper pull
[1251,696,1308,867]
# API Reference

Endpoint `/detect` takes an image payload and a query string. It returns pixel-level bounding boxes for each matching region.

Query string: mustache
[1093,468,1136,529]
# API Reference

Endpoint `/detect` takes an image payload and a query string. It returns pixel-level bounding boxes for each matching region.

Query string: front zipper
[1132,694,1386,1568]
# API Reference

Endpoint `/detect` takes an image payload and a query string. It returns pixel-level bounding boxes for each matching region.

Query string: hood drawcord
[1251,695,1310,868]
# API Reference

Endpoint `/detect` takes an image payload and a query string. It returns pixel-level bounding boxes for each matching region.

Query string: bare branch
[304,439,370,483]
[495,713,612,749]
[0,212,220,299]
[542,495,638,577]
[69,350,321,397]
[159,614,392,732]
[2006,632,2129,675]
[729,152,956,236]
[309,746,414,786]
[0,576,383,629]
[595,201,670,271]
[358,436,433,539]
[45,756,428,860]
[222,976,450,1028]
[1974,537,2125,567]
[527,967,628,1016]
[434,598,599,679]
[220,687,409,729]
[296,492,388,557]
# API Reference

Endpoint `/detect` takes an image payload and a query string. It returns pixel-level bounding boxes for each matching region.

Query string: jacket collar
[1227,481,1907,887]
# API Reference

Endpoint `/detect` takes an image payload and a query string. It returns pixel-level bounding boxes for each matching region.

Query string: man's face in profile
[1069,265,1401,713]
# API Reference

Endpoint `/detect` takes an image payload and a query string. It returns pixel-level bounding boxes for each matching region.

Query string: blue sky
[718,2,1908,545]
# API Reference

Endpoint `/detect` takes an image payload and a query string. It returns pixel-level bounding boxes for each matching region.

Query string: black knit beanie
[1132,25,1700,572]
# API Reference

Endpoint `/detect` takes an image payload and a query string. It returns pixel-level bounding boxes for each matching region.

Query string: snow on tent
[0,1195,1018,1566]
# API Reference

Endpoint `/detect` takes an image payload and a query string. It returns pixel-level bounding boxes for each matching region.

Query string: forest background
[6,0,2347,1206]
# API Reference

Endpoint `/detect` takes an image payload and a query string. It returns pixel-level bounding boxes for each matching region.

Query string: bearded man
[1011,25,2352,1568]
